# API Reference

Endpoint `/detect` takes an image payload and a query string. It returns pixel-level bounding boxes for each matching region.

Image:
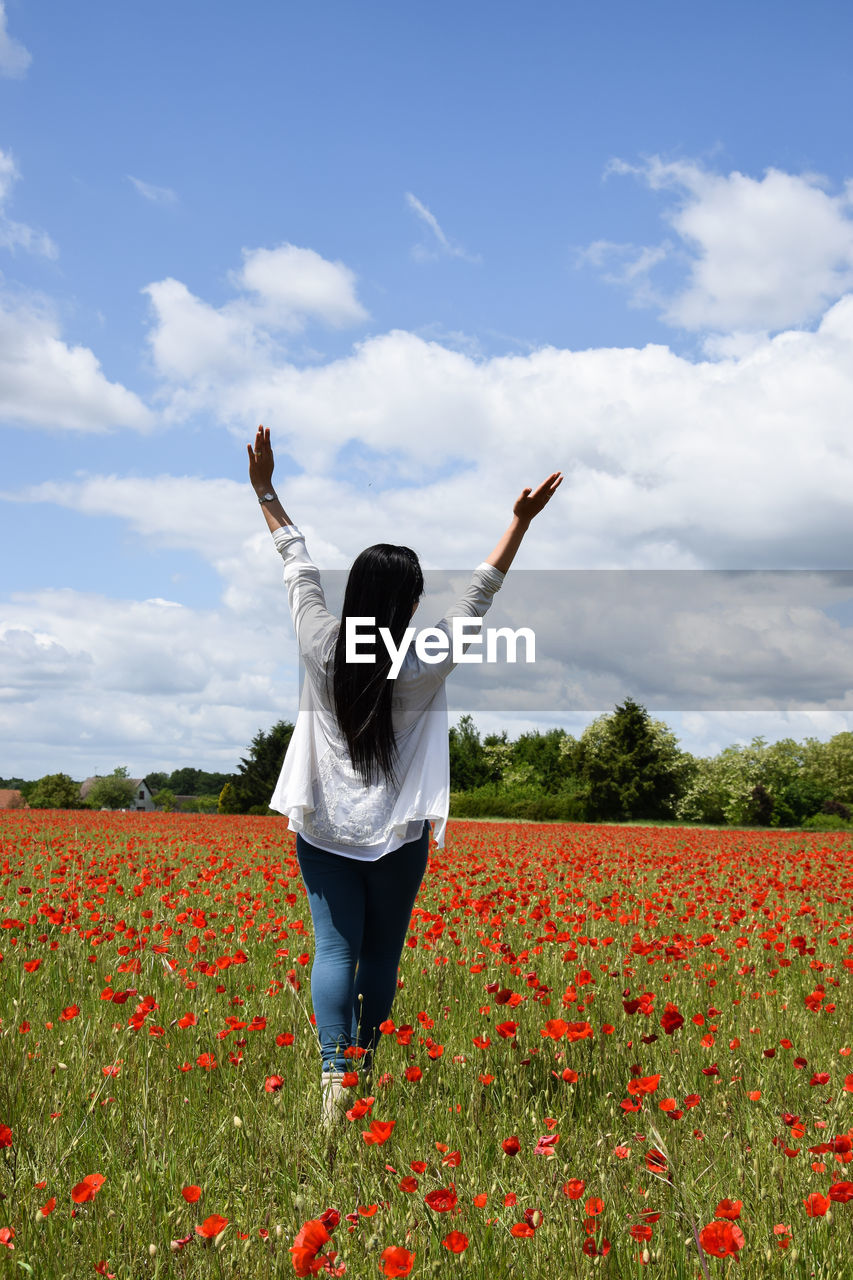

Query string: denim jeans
[296,821,430,1072]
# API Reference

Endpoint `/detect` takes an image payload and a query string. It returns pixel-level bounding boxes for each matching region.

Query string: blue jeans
[296,822,430,1072]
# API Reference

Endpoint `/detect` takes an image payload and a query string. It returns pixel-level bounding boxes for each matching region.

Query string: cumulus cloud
[0,590,301,777]
[0,1,30,78]
[127,175,178,206]
[0,298,153,431]
[585,157,853,334]
[405,192,479,263]
[0,148,57,257]
[143,243,368,387]
[134,283,853,569]
[236,244,368,327]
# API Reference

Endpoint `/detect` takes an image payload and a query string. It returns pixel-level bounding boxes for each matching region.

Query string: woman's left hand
[248,424,275,492]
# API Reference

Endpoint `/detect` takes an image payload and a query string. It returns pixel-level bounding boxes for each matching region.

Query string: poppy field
[1,812,851,1278]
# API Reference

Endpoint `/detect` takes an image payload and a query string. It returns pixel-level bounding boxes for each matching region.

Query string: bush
[802,812,853,831]
[449,781,587,823]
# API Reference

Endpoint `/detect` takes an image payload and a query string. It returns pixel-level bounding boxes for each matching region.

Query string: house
[79,777,156,812]
[0,789,27,810]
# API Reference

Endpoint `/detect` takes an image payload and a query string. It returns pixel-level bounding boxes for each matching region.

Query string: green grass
[1,812,851,1278]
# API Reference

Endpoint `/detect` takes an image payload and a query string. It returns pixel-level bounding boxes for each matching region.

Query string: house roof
[79,777,149,799]
[0,789,26,809]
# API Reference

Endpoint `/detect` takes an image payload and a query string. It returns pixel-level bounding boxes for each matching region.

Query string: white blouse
[268,525,505,858]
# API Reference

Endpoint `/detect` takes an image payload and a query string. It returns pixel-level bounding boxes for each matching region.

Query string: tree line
[4,702,852,828]
[448,699,853,829]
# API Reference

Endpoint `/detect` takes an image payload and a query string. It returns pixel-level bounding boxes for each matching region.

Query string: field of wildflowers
[0,812,851,1278]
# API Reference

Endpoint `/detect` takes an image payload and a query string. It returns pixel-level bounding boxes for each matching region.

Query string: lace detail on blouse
[305,748,399,848]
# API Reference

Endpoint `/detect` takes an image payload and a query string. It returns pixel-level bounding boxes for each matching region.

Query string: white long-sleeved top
[268,525,505,858]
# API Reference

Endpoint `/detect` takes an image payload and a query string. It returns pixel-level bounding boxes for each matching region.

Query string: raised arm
[485,471,563,573]
[247,425,295,532]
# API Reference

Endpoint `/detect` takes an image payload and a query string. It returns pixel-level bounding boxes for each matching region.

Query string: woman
[248,425,561,1121]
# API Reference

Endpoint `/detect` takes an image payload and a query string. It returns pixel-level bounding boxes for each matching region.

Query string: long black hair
[332,543,424,786]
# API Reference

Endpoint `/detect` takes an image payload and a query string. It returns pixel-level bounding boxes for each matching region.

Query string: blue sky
[3,0,853,779]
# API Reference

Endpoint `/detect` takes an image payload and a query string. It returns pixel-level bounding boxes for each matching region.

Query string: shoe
[320,1068,348,1129]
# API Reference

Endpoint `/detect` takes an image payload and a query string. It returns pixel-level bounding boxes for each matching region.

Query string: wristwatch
[258,492,277,504]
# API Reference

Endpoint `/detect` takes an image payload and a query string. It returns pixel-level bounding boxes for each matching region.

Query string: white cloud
[587,157,853,334]
[134,284,853,570]
[13,289,853,577]
[236,244,368,328]
[0,1,30,78]
[0,590,301,777]
[0,298,153,431]
[128,175,178,206]
[143,243,368,386]
[405,192,479,263]
[0,148,57,257]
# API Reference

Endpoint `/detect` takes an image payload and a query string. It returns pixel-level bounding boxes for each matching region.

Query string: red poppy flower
[379,1246,415,1277]
[563,1179,585,1199]
[496,1021,518,1038]
[698,1220,745,1257]
[715,1199,742,1220]
[585,1197,604,1216]
[0,1126,11,1148]
[631,1223,653,1241]
[59,1005,80,1021]
[362,1120,395,1145]
[40,1198,56,1217]
[290,1219,335,1276]
[398,1176,418,1193]
[443,1231,468,1252]
[424,1184,457,1212]
[0,1228,13,1250]
[181,1186,201,1203]
[540,1018,569,1040]
[510,1222,535,1237]
[627,1073,661,1097]
[803,1193,829,1217]
[660,1003,684,1034]
[502,1136,521,1156]
[264,1075,284,1092]
[404,1066,423,1083]
[196,1215,228,1239]
[71,1173,106,1204]
[566,1020,594,1042]
[346,1097,374,1121]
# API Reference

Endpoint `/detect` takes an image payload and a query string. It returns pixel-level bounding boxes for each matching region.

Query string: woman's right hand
[248,424,275,493]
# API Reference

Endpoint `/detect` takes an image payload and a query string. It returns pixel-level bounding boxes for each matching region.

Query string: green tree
[153,788,177,812]
[448,715,491,791]
[218,782,239,814]
[231,722,295,813]
[86,767,137,810]
[145,771,169,794]
[802,733,853,807]
[579,698,692,821]
[28,773,81,810]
